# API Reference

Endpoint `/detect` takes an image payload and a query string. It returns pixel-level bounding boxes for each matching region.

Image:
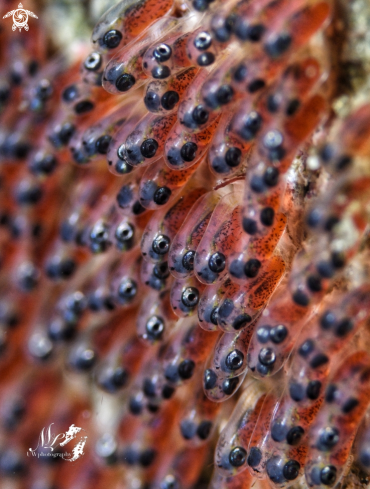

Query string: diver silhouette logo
[3,3,38,32]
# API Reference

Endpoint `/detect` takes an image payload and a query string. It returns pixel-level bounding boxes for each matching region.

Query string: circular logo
[3,3,38,32]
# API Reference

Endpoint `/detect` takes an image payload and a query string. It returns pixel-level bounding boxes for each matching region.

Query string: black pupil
[104,30,122,48]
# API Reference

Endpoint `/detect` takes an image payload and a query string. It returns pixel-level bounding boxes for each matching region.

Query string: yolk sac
[271,421,289,442]
[145,91,161,111]
[218,299,234,319]
[181,287,200,307]
[229,259,245,278]
[257,326,271,345]
[152,234,171,255]
[141,180,159,203]
[145,315,165,340]
[247,447,262,468]
[167,147,182,166]
[289,382,305,402]
[181,420,197,439]
[204,369,217,389]
[250,175,266,193]
[211,156,229,174]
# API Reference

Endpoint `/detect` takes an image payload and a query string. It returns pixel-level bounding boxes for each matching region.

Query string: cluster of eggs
[1,0,370,488]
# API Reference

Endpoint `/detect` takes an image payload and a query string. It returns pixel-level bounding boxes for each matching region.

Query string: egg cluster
[1,0,370,488]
